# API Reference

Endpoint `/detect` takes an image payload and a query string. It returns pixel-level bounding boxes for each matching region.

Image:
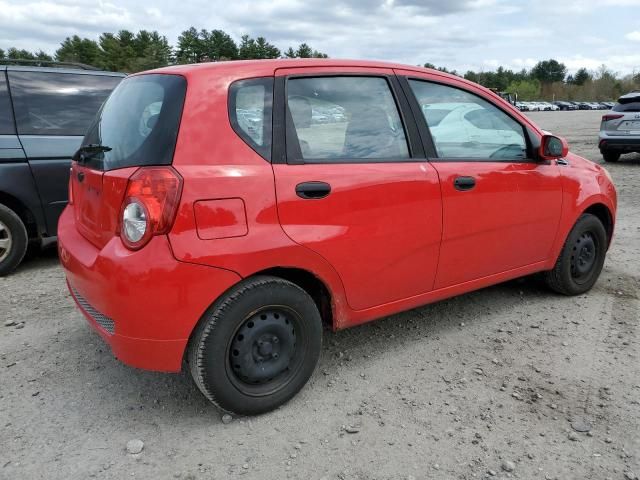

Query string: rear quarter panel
[167,68,352,328]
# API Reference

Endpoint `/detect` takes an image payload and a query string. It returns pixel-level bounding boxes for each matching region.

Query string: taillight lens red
[118,167,183,250]
[602,114,624,122]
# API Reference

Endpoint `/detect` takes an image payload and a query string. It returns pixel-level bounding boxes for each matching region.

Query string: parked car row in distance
[516,101,614,111]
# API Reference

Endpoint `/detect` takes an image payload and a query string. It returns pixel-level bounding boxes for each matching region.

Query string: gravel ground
[1,110,638,480]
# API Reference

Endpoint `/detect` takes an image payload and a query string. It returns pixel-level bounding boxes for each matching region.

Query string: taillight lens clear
[119,167,183,250]
[602,114,624,122]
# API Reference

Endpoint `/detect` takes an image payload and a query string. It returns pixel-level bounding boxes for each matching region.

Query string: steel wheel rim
[0,220,12,263]
[225,305,306,397]
[570,231,599,284]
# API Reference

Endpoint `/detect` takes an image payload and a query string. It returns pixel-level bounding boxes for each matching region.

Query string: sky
[1,0,640,75]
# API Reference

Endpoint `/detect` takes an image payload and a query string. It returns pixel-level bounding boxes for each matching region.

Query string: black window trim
[400,75,539,164]
[228,76,274,162]
[274,72,425,165]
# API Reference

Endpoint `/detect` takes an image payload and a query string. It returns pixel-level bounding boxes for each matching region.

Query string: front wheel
[545,214,607,295]
[188,276,323,415]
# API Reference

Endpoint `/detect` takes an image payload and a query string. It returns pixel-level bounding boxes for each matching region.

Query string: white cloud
[625,31,640,41]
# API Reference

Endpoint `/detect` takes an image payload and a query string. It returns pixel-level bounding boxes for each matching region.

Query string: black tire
[188,275,323,415]
[602,151,620,163]
[0,204,28,277]
[545,214,607,296]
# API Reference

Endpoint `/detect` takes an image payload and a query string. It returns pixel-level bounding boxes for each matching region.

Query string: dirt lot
[1,110,638,480]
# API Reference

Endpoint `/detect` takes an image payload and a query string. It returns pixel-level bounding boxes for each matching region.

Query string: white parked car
[422,102,527,159]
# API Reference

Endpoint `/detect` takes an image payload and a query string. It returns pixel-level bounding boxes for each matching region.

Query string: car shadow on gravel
[15,244,59,273]
[605,153,640,167]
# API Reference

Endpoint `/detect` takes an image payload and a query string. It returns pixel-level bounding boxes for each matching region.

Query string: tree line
[0,28,327,73]
[2,32,639,101]
[425,59,640,102]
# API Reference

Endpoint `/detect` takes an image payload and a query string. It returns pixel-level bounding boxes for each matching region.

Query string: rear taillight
[602,114,624,122]
[118,167,183,250]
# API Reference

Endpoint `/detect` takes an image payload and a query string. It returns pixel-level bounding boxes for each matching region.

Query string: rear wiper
[74,144,112,163]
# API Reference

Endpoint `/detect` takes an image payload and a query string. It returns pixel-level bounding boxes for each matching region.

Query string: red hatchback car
[58,59,617,415]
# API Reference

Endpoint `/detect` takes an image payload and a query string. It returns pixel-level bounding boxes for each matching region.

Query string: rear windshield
[80,74,186,171]
[613,101,640,112]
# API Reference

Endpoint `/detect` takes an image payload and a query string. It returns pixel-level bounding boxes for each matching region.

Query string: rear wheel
[188,276,323,415]
[0,204,28,277]
[602,151,620,163]
[545,214,607,295]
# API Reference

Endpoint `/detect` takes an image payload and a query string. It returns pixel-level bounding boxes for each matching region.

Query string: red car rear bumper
[58,207,241,372]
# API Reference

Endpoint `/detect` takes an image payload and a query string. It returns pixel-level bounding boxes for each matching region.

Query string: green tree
[0,48,5,59]
[128,30,172,71]
[200,29,238,61]
[175,27,204,64]
[238,35,280,59]
[98,30,138,71]
[506,79,541,101]
[34,50,53,61]
[572,68,591,86]
[531,59,567,84]
[285,43,327,58]
[7,48,36,60]
[56,36,102,66]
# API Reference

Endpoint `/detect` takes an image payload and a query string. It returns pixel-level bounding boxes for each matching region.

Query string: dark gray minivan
[0,63,123,275]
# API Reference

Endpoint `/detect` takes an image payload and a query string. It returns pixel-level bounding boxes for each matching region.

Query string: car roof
[146,58,464,83]
[1,64,124,77]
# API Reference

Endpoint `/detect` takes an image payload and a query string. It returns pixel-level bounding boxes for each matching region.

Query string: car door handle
[453,176,476,191]
[295,181,331,199]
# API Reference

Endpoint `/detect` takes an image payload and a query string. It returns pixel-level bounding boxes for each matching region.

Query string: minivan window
[0,73,15,135]
[8,71,121,136]
[286,76,410,162]
[228,77,273,161]
[409,80,527,160]
[81,74,186,171]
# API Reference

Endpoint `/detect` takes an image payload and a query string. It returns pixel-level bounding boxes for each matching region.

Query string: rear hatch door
[71,73,187,249]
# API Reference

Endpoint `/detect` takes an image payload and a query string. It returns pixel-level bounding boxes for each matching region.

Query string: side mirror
[539,134,569,161]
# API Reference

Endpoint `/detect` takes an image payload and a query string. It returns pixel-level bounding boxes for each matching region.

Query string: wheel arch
[582,202,614,247]
[250,267,335,330]
[0,191,39,240]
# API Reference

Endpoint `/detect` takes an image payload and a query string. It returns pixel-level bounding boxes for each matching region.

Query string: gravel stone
[501,460,515,472]
[221,414,233,424]
[126,439,144,455]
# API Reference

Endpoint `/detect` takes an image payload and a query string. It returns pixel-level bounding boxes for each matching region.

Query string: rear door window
[285,76,410,162]
[0,72,15,135]
[8,71,122,136]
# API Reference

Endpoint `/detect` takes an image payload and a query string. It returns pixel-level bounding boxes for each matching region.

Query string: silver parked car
[599,92,640,162]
